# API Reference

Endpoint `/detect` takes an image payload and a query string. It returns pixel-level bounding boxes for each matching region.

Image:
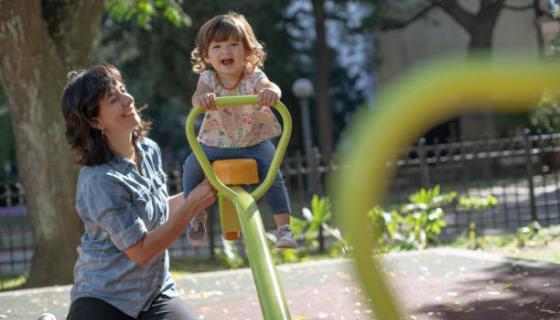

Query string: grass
[447,224,560,264]
[0,257,226,293]
[169,256,225,277]
[0,274,27,292]
[3,225,560,293]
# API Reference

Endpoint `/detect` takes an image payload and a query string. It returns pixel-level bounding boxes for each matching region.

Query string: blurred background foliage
[529,33,560,134]
[91,0,375,163]
[2,0,559,178]
[0,0,377,177]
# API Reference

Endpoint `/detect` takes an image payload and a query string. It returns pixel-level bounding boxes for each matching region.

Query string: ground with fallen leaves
[0,248,558,319]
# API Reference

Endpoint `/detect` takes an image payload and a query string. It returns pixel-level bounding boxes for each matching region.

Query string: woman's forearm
[169,192,185,217]
[125,196,195,267]
[125,182,215,267]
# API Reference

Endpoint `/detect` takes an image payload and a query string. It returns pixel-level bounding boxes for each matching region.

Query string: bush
[370,186,456,250]
[370,186,497,251]
[214,195,349,269]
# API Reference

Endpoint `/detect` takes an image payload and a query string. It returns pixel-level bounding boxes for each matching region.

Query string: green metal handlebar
[185,95,292,201]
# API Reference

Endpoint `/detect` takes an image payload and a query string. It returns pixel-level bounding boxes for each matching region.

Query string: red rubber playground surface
[0,248,559,319]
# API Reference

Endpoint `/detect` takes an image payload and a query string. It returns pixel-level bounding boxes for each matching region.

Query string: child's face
[204,37,248,78]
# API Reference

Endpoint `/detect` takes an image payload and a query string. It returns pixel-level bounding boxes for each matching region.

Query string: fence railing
[2,131,560,276]
[389,131,560,237]
[0,180,32,276]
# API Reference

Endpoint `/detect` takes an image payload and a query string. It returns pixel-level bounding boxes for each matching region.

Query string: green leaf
[105,0,191,30]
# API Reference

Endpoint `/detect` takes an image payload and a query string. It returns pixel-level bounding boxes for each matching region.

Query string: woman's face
[95,80,140,136]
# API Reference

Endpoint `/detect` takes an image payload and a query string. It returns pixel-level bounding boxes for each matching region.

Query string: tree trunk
[532,0,545,57]
[468,27,494,49]
[458,20,499,140]
[433,0,506,140]
[0,0,103,286]
[313,0,334,159]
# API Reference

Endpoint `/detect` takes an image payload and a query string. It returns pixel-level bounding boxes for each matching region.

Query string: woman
[61,64,216,319]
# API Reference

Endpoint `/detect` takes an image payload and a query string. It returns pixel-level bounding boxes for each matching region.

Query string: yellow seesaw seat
[212,159,260,240]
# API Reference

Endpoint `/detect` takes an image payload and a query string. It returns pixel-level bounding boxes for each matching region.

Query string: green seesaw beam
[331,54,560,320]
[185,96,292,320]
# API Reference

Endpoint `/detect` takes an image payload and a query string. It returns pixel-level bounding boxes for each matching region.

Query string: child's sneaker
[187,211,207,246]
[275,224,297,249]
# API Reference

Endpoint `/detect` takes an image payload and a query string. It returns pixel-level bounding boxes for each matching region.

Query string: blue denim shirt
[70,138,177,318]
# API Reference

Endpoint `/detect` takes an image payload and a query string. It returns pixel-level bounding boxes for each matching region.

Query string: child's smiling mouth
[221,58,234,65]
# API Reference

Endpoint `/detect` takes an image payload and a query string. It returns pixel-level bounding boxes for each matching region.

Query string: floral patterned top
[197,68,282,148]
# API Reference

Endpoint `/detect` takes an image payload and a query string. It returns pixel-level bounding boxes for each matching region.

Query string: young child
[182,12,297,249]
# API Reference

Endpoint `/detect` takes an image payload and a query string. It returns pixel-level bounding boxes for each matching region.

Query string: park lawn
[0,254,327,292]
[0,257,225,292]
[0,274,26,292]
[3,226,560,292]
[170,256,224,277]
[449,225,560,264]
[169,251,335,278]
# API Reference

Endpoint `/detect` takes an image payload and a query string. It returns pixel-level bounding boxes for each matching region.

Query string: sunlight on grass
[2,225,559,294]
[0,274,27,292]
[508,248,560,263]
[449,225,560,264]
[170,256,224,277]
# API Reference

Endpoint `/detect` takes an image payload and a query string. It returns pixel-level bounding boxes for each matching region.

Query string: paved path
[0,248,559,320]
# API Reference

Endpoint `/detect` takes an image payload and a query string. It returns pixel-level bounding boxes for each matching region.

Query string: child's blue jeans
[182,140,292,214]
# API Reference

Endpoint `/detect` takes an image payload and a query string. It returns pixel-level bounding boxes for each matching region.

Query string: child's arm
[192,81,217,111]
[255,77,282,107]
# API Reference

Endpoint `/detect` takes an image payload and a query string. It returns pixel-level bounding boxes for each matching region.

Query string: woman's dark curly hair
[61,64,150,166]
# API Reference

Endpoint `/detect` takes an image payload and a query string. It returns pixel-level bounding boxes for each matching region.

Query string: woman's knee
[67,298,132,320]
[140,296,197,320]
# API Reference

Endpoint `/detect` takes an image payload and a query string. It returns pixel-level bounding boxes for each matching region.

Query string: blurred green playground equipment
[332,55,560,320]
[185,95,292,319]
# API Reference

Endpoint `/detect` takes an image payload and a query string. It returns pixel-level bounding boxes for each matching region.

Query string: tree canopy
[0,0,375,286]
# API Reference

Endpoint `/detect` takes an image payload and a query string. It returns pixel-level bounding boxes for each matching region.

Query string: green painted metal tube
[184,95,292,319]
[185,96,292,202]
[331,54,560,320]
[231,186,291,319]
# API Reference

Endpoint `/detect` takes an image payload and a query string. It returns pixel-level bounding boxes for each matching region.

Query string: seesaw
[185,95,292,319]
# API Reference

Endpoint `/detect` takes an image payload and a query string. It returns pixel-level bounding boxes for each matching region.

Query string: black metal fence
[0,180,32,276]
[2,131,560,276]
[389,131,560,237]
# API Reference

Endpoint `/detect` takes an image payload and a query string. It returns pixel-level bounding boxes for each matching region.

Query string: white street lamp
[291,78,315,194]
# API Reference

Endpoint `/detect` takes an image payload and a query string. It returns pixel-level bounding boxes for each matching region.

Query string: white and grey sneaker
[275,224,297,249]
[187,211,207,246]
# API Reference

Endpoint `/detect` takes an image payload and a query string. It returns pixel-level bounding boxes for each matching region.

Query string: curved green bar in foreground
[185,96,292,320]
[331,55,560,320]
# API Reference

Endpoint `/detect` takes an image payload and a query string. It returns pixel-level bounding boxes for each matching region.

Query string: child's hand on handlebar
[258,88,280,107]
[197,92,217,111]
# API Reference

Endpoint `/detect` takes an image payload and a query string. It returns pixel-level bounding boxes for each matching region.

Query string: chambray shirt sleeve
[82,176,148,251]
